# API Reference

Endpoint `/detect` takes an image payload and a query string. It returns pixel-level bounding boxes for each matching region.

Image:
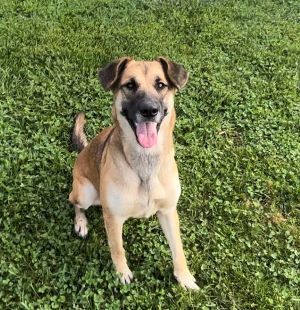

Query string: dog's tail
[71,112,88,152]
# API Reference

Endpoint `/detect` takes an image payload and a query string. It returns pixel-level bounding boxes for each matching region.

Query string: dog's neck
[125,150,160,184]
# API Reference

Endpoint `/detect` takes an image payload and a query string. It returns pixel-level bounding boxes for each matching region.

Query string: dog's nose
[140,107,158,118]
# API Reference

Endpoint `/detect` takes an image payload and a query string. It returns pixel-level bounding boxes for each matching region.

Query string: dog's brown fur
[69,57,199,289]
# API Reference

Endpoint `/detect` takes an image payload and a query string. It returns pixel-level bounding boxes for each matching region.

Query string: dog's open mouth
[121,109,162,149]
[135,122,157,148]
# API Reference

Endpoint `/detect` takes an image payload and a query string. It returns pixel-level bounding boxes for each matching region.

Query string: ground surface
[0,0,299,308]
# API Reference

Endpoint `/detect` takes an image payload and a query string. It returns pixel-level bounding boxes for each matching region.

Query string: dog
[68,57,199,290]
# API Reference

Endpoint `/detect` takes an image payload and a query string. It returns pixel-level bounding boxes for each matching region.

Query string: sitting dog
[69,57,199,290]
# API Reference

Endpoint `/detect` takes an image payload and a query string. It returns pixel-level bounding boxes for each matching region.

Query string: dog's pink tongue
[136,122,157,148]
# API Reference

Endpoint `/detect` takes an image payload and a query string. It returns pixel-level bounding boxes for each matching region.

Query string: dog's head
[99,57,188,149]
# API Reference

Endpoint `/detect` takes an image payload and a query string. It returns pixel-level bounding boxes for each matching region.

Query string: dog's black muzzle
[121,93,167,132]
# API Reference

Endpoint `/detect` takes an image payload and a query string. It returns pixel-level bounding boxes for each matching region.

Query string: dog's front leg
[103,210,133,284]
[157,209,199,290]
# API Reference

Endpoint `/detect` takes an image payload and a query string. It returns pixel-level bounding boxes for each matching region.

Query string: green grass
[1,0,299,308]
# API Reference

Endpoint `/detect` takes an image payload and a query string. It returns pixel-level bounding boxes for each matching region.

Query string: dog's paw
[74,214,88,238]
[117,267,133,284]
[175,270,199,290]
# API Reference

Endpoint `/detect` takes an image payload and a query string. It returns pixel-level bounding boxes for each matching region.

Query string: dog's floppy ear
[158,57,189,90]
[99,57,132,91]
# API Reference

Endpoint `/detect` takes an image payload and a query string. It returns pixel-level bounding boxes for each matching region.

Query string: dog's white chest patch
[106,176,165,219]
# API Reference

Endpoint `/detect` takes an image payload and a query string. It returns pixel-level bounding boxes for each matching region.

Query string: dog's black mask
[120,92,168,148]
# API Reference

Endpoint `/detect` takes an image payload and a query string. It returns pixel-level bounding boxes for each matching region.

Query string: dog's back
[70,113,114,203]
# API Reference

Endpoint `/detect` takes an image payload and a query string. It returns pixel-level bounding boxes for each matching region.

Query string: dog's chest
[106,175,166,219]
[105,151,169,218]
[134,180,165,218]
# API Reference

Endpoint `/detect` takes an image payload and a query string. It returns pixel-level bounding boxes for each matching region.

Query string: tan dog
[69,57,199,290]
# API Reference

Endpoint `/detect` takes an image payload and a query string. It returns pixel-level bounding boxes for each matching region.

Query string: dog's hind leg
[69,177,99,238]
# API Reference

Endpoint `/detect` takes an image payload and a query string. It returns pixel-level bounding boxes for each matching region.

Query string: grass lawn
[1,0,299,308]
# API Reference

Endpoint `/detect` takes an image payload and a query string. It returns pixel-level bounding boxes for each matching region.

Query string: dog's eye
[125,82,136,90]
[156,81,167,90]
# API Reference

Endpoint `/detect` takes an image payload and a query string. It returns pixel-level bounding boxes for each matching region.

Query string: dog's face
[99,57,188,149]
